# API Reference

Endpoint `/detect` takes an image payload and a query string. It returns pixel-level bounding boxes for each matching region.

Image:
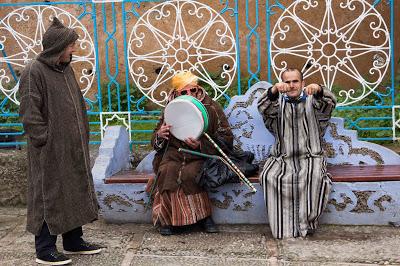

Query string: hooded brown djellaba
[19,17,98,236]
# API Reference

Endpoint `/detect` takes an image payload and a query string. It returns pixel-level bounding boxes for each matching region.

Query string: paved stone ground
[1,207,400,266]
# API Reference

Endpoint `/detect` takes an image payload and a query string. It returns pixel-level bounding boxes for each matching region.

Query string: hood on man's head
[38,17,79,67]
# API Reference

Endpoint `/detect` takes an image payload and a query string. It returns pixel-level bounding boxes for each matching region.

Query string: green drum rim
[175,95,209,132]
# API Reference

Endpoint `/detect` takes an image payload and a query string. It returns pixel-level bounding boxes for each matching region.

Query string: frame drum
[164,95,209,141]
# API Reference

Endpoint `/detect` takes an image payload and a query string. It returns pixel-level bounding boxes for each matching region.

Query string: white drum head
[164,99,205,141]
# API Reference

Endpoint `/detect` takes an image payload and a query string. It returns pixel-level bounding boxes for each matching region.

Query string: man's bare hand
[272,82,290,94]
[157,123,171,140]
[184,137,200,150]
[304,84,321,95]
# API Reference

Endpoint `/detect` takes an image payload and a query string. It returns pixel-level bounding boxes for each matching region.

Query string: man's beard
[61,54,72,64]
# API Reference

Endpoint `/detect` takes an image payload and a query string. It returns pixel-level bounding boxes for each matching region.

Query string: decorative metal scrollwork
[128,0,237,106]
[270,0,390,106]
[0,5,96,106]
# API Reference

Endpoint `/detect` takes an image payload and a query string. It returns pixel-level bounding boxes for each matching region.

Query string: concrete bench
[93,81,400,225]
[105,165,400,184]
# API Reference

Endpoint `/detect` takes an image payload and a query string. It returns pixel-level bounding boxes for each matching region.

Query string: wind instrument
[204,133,257,193]
[178,148,249,189]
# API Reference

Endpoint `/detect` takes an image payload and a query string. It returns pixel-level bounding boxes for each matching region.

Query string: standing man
[19,17,101,265]
[258,68,336,239]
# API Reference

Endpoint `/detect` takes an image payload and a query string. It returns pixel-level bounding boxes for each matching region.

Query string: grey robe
[258,87,336,239]
[19,18,98,235]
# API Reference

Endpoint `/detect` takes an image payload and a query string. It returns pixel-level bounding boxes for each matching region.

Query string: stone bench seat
[105,165,400,184]
[93,81,400,225]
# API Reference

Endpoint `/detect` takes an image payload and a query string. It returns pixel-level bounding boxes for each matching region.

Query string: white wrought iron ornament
[270,0,390,106]
[100,112,132,141]
[128,0,237,106]
[393,106,400,140]
[0,5,96,105]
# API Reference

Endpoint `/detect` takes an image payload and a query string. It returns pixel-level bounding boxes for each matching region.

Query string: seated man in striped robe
[151,71,233,236]
[258,68,337,239]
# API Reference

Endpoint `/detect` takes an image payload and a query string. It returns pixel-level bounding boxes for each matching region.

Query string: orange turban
[170,72,199,92]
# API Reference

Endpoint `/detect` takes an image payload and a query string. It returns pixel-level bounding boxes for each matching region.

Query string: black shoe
[307,228,316,236]
[202,217,219,233]
[159,226,173,236]
[63,241,102,255]
[36,251,72,265]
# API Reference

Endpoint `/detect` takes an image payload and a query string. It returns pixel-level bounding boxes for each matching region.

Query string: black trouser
[35,222,84,257]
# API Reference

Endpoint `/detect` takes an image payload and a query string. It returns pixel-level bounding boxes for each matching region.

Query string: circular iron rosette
[0,5,96,106]
[269,0,390,106]
[128,0,237,107]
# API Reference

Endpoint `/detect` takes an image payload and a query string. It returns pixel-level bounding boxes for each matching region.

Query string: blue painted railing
[0,0,397,148]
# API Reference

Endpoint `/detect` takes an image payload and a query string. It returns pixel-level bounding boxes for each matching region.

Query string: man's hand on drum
[157,123,171,140]
[184,137,200,150]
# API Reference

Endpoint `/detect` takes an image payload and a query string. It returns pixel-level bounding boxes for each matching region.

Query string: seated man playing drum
[151,71,233,236]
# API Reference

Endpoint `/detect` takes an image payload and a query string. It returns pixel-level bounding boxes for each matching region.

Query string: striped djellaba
[257,86,336,239]
[152,188,212,226]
